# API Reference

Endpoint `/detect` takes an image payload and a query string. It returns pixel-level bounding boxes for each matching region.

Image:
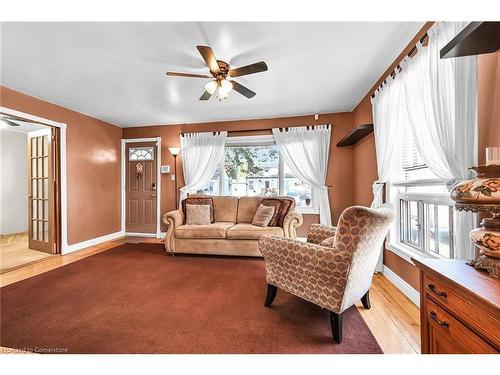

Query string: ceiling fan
[0,113,33,127]
[166,45,268,101]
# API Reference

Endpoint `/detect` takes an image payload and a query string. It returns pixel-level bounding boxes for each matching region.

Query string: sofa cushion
[188,195,238,223]
[237,197,263,223]
[175,222,235,239]
[226,223,284,240]
[213,196,239,222]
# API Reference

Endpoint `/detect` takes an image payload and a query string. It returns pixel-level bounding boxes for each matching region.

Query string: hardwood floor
[0,236,420,354]
[0,232,54,274]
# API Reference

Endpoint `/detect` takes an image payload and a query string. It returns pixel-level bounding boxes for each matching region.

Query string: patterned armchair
[259,205,395,343]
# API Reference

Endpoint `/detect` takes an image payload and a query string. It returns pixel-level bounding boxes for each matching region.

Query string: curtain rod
[180,124,331,136]
[371,33,429,99]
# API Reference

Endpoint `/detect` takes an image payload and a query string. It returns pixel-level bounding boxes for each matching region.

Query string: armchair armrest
[306,223,337,244]
[163,209,184,253]
[259,235,347,313]
[282,209,303,238]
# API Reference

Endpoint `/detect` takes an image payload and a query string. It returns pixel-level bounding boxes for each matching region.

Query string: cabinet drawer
[423,274,500,349]
[426,298,497,354]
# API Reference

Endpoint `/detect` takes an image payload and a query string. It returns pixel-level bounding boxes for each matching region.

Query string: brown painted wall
[352,96,377,207]
[0,86,122,245]
[478,51,500,164]
[122,112,355,232]
[350,37,500,291]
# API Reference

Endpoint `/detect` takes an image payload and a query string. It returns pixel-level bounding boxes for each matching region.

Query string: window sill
[386,242,438,264]
[296,207,319,215]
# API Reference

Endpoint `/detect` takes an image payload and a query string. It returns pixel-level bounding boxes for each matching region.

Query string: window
[129,147,154,160]
[389,122,455,259]
[223,143,279,196]
[283,162,313,209]
[197,135,316,212]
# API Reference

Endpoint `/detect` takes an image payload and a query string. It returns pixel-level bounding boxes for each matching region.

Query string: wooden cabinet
[413,258,500,354]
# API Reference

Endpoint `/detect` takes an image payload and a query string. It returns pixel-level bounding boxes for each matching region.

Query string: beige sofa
[163,196,303,257]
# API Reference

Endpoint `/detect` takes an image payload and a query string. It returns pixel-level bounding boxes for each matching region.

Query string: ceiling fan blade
[229,61,268,78]
[0,113,39,123]
[230,81,256,98]
[166,72,211,78]
[199,91,212,101]
[3,119,20,127]
[196,45,220,74]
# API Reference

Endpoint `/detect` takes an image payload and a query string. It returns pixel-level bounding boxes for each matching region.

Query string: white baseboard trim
[125,232,157,238]
[383,266,420,307]
[157,232,166,239]
[64,230,125,254]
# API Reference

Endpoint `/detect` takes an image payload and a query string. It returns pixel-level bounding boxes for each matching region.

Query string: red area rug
[1,243,382,354]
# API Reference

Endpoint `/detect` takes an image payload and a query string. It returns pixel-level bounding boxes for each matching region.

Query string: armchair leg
[330,311,343,344]
[264,284,277,307]
[361,291,371,309]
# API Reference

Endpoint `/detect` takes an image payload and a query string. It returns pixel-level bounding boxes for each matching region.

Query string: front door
[126,142,157,234]
[28,128,58,253]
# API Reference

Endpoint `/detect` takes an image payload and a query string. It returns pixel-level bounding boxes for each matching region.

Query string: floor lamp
[168,147,181,209]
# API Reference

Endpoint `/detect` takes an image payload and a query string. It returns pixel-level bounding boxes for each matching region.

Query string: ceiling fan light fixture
[218,79,233,99]
[205,80,218,95]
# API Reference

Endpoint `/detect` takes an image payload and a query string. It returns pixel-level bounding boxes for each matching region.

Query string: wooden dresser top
[412,258,500,311]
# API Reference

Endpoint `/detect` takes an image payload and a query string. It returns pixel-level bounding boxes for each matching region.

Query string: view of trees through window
[197,143,313,209]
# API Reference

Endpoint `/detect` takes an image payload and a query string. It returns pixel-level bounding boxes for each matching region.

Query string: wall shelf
[440,22,500,59]
[336,124,373,147]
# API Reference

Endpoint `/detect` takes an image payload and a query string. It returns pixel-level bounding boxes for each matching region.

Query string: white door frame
[0,106,69,253]
[121,137,162,238]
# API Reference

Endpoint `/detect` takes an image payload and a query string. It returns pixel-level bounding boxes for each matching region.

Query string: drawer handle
[429,311,449,328]
[427,283,447,298]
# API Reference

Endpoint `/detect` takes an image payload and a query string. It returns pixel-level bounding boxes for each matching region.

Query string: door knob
[151,194,157,197]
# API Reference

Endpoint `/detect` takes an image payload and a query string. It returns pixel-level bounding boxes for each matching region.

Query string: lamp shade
[168,147,181,156]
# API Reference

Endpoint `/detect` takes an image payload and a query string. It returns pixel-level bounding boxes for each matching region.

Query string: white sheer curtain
[371,65,407,208]
[403,22,478,259]
[272,125,332,225]
[370,67,408,272]
[179,131,227,204]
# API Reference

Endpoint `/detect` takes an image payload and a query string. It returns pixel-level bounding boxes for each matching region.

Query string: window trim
[211,135,319,214]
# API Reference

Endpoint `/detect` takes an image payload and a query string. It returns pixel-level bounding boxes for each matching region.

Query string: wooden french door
[28,127,59,254]
[125,142,158,234]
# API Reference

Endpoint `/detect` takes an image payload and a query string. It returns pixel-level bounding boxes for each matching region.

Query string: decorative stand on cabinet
[412,258,500,354]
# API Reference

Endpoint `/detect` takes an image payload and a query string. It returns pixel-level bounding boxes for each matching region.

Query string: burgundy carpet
[0,244,382,354]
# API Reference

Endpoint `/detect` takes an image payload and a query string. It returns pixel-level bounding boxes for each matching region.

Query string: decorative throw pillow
[276,198,294,227]
[320,236,335,247]
[181,197,214,224]
[260,198,282,226]
[261,197,295,227]
[252,204,275,227]
[185,204,211,225]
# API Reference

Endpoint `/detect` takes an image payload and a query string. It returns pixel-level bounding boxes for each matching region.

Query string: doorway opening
[0,112,62,273]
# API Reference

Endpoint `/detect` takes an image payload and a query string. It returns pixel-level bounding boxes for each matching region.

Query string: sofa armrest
[282,209,303,238]
[259,235,347,312]
[163,209,184,253]
[306,223,337,244]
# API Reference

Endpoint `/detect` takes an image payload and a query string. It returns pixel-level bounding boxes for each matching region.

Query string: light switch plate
[160,165,170,174]
[171,174,175,181]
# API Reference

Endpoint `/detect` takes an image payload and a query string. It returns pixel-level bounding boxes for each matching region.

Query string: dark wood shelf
[336,124,373,147]
[440,22,500,59]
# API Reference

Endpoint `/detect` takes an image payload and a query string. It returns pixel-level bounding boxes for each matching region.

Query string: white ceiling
[0,119,48,133]
[0,22,424,127]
